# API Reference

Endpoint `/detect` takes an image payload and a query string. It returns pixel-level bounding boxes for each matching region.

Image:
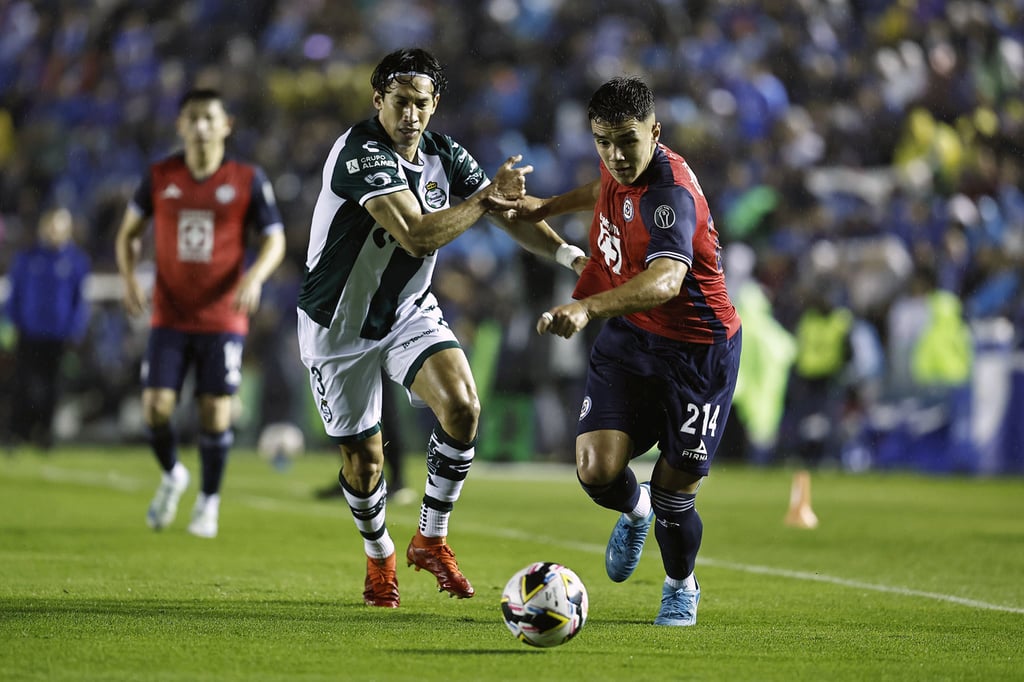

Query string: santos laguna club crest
[319,397,333,424]
[424,181,447,209]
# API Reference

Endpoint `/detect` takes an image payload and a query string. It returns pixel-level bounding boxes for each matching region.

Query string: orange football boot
[406,531,474,598]
[363,553,400,608]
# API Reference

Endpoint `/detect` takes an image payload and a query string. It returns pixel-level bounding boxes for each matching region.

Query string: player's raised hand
[490,154,533,200]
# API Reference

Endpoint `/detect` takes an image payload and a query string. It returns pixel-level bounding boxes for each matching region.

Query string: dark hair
[587,76,654,124]
[370,48,448,96]
[178,88,224,112]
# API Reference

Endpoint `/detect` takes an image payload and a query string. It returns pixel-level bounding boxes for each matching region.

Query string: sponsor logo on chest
[347,154,398,174]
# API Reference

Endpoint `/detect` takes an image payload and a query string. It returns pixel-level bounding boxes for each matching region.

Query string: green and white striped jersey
[298,117,489,339]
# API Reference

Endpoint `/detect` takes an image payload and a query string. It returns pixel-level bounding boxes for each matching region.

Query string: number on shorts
[680,402,720,437]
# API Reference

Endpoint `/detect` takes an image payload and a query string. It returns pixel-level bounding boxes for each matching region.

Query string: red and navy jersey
[132,154,283,334]
[573,144,740,344]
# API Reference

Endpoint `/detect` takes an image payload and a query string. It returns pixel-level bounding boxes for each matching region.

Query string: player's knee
[340,446,385,493]
[143,402,174,428]
[575,445,620,487]
[441,393,480,442]
[198,395,233,432]
[142,389,176,427]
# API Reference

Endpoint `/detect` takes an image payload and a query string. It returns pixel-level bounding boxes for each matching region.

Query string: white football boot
[187,493,220,538]
[146,462,189,530]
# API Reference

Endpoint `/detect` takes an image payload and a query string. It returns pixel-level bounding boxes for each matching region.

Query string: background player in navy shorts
[496,76,741,626]
[115,88,286,539]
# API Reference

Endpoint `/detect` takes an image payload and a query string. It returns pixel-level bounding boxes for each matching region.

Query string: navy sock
[651,484,703,580]
[198,430,233,496]
[147,423,178,473]
[577,467,640,514]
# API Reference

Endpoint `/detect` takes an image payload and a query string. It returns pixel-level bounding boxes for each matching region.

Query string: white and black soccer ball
[500,562,589,648]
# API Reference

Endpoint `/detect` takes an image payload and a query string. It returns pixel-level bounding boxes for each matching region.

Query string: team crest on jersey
[424,181,447,209]
[178,210,214,262]
[654,205,676,229]
[215,184,236,204]
[622,197,634,221]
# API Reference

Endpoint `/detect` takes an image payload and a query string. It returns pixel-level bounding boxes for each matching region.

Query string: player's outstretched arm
[489,213,588,276]
[489,180,601,223]
[366,155,533,257]
[537,257,687,338]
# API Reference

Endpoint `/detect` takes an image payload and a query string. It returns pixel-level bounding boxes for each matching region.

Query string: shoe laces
[369,558,395,579]
[431,543,460,571]
[661,588,696,618]
[612,517,648,554]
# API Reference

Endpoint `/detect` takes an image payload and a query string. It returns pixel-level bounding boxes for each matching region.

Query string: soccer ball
[257,422,305,470]
[500,562,589,648]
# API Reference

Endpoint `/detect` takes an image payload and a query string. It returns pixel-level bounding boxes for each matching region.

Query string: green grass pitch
[1,446,1022,681]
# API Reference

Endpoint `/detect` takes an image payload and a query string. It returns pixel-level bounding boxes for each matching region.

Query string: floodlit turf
[1,446,1022,681]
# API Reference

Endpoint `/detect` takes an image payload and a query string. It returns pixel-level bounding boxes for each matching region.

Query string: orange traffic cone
[784,470,819,529]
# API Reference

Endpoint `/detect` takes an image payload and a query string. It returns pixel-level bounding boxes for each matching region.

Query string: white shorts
[296,293,461,443]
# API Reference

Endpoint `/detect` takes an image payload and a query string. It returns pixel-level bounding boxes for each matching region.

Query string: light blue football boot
[605,481,654,582]
[654,578,701,626]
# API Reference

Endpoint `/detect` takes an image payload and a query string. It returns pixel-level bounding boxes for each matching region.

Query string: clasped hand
[484,155,533,207]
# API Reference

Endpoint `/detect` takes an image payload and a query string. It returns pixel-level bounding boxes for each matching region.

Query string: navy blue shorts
[142,327,246,396]
[578,318,741,476]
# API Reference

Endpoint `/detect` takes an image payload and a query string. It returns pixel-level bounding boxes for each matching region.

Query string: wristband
[555,243,585,270]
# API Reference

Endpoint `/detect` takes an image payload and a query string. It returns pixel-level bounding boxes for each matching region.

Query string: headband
[387,71,435,86]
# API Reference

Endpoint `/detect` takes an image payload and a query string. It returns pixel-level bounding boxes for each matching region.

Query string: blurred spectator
[722,242,796,465]
[887,260,973,398]
[4,207,90,450]
[780,279,854,468]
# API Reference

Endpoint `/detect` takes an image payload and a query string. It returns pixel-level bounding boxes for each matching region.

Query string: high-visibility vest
[794,307,853,379]
[911,291,972,386]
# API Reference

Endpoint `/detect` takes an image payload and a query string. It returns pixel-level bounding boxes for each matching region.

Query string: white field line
[475,526,1024,615]
[10,463,1024,615]
[695,557,1024,615]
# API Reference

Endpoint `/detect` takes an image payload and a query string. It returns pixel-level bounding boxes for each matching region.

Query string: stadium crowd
[1,0,1023,473]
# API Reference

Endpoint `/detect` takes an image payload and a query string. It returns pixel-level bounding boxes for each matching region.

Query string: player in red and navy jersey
[115,88,286,539]
[497,76,741,627]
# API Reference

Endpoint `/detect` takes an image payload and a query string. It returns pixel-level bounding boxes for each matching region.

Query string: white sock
[342,478,393,559]
[625,485,652,523]
[195,493,219,512]
[168,461,188,484]
[665,573,697,591]
[419,506,448,538]
[365,535,395,560]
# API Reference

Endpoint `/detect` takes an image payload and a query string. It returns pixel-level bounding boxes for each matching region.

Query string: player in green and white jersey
[297,48,586,608]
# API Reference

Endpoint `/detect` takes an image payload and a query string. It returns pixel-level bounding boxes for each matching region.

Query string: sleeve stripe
[357,184,408,206]
[467,178,492,198]
[646,251,692,266]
